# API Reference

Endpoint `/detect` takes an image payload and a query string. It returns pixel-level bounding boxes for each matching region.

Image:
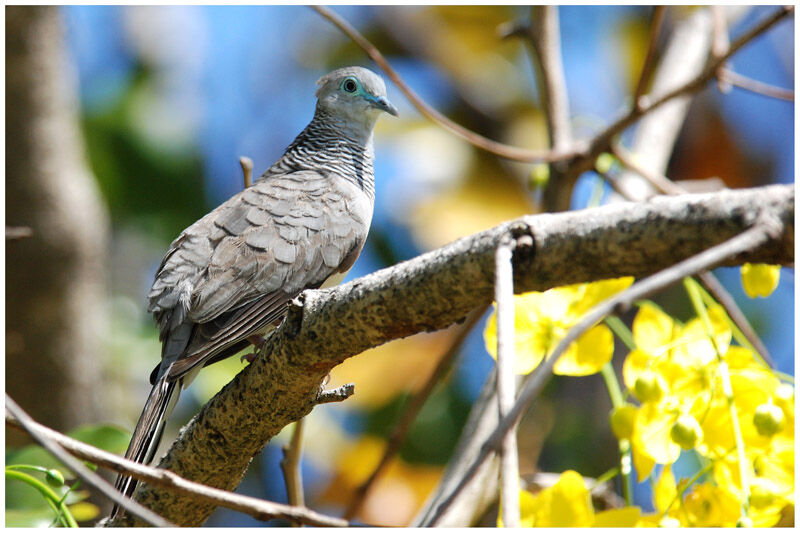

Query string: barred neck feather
[260,107,376,200]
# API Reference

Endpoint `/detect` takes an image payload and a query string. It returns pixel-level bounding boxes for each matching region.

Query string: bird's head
[315,66,398,131]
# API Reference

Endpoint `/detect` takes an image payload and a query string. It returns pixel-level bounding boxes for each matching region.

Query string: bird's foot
[241,335,267,363]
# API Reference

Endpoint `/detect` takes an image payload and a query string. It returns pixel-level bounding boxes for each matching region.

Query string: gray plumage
[112,66,397,517]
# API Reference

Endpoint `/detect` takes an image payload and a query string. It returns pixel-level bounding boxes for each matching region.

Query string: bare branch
[344,307,484,520]
[610,143,686,195]
[697,270,774,367]
[426,215,784,525]
[4,407,354,527]
[580,6,793,181]
[529,6,572,153]
[633,6,667,105]
[5,396,174,528]
[717,68,794,101]
[280,419,305,525]
[711,6,730,59]
[316,383,355,404]
[495,238,520,527]
[312,5,790,177]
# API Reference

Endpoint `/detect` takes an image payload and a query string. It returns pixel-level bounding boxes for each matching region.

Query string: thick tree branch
[111,184,792,525]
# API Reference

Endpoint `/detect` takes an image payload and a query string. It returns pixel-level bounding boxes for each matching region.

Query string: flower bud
[609,403,637,441]
[45,468,65,487]
[634,370,665,403]
[670,414,703,450]
[749,478,779,509]
[753,403,785,437]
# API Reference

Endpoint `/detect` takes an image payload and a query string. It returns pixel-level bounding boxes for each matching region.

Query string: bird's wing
[147,170,373,380]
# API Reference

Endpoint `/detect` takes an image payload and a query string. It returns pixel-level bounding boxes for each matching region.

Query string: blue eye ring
[342,77,358,93]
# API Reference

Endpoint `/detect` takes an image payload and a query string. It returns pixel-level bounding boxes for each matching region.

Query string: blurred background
[6,5,793,526]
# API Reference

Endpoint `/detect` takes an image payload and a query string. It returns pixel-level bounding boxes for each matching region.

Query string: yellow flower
[631,403,681,479]
[484,277,633,376]
[683,482,741,527]
[524,470,594,527]
[740,263,780,298]
[504,470,641,527]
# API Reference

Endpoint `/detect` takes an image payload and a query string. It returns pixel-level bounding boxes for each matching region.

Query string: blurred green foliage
[81,63,208,242]
[5,424,130,527]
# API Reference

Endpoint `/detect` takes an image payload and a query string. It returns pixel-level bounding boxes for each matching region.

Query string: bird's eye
[342,78,358,93]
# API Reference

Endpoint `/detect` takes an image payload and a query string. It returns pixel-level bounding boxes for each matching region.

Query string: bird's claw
[241,351,258,363]
[241,334,268,364]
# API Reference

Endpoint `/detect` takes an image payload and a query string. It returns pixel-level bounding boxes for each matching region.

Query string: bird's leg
[241,335,267,363]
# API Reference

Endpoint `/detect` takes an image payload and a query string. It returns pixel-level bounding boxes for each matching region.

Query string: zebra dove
[112,66,397,515]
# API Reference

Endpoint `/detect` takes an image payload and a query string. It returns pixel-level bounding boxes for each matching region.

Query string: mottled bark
[111,184,792,526]
[6,6,109,440]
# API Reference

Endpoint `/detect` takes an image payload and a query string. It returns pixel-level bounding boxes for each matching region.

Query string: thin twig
[316,383,355,404]
[5,396,174,528]
[529,6,572,153]
[494,239,520,527]
[240,156,254,189]
[584,6,793,170]
[426,217,782,526]
[310,5,583,164]
[280,419,306,526]
[633,6,667,105]
[4,408,355,527]
[711,6,730,59]
[312,4,792,188]
[696,271,774,366]
[594,168,634,199]
[610,142,775,367]
[344,307,486,520]
[529,6,576,212]
[717,68,794,101]
[610,143,686,195]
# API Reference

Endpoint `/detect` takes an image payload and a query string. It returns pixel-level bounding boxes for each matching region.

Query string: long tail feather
[110,374,180,519]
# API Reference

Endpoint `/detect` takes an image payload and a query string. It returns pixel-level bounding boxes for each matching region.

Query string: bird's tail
[110,373,180,520]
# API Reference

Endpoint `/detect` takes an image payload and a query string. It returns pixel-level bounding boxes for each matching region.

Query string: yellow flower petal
[632,442,656,482]
[552,324,613,376]
[593,506,641,527]
[632,403,681,466]
[523,470,594,527]
[654,464,677,514]
[674,306,731,366]
[622,348,653,392]
[741,263,780,298]
[567,277,634,319]
[484,295,565,375]
[632,302,676,354]
[683,483,741,527]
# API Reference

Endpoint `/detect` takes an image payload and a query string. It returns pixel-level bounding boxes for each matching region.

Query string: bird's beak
[372,96,399,117]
